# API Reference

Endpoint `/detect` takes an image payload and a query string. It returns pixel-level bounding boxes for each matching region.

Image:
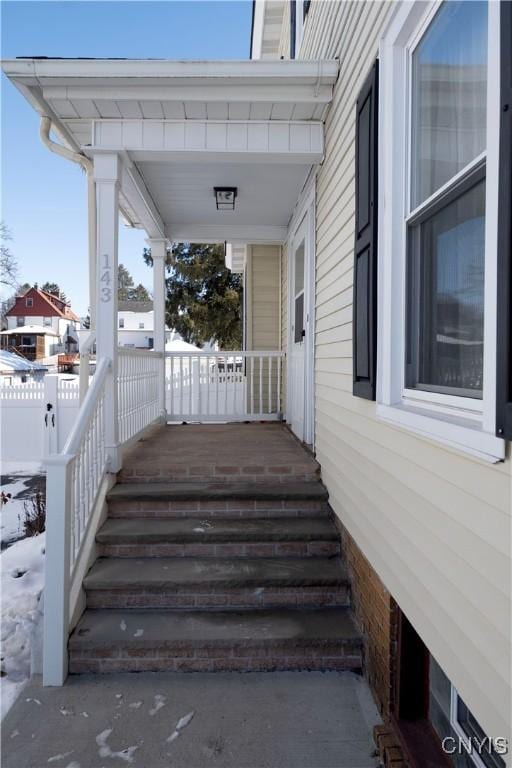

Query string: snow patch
[120,620,127,632]
[128,701,142,709]
[95,728,139,763]
[48,750,74,763]
[1,533,45,717]
[166,710,195,743]
[148,694,166,716]
[133,629,144,638]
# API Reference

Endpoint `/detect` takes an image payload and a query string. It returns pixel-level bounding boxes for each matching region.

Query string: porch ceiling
[2,58,339,242]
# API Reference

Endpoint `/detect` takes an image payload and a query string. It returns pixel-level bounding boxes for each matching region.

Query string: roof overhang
[2,58,338,243]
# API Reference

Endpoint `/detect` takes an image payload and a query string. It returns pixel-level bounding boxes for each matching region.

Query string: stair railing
[43,356,109,685]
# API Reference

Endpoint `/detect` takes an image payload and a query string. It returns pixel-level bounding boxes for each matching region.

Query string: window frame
[377,0,504,463]
[25,297,33,308]
[450,686,506,768]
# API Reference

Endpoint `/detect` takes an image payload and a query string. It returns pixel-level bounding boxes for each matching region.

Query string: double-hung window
[377,0,504,462]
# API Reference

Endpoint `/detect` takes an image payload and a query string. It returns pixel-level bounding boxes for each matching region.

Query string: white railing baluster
[268,356,272,414]
[162,350,284,422]
[277,356,281,415]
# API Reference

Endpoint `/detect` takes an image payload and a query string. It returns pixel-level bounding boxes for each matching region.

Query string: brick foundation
[337,524,408,766]
[339,524,397,717]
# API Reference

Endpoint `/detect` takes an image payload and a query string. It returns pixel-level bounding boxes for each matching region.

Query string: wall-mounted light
[214,187,237,211]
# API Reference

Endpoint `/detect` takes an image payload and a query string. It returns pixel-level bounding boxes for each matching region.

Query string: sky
[1,0,253,316]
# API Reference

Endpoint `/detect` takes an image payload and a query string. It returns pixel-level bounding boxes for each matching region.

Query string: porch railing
[165,351,284,422]
[118,348,162,443]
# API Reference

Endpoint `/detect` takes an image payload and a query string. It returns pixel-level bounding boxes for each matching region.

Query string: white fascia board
[89,119,324,164]
[168,224,287,244]
[41,83,334,106]
[1,58,339,84]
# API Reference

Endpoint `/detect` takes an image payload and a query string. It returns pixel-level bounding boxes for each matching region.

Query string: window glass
[43,317,52,327]
[17,316,25,327]
[411,1,487,208]
[456,696,506,768]
[407,180,485,397]
[119,318,125,328]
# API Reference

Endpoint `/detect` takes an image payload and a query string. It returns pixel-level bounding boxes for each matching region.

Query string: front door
[289,216,307,441]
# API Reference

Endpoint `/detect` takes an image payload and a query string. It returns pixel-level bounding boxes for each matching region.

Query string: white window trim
[377,0,504,463]
[449,686,498,768]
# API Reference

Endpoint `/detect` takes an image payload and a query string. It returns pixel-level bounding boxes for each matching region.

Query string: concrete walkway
[2,671,380,768]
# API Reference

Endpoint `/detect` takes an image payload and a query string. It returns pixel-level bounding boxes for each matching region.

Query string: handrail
[79,331,96,404]
[65,357,109,454]
[165,350,284,357]
[118,347,164,357]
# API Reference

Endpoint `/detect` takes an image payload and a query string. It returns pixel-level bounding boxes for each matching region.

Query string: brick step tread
[84,556,348,591]
[97,516,339,545]
[69,606,362,652]
[107,480,329,503]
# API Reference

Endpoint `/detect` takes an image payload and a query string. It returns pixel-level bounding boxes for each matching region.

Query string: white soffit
[1,58,338,150]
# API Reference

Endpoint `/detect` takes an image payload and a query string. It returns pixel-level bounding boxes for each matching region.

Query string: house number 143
[100,253,112,303]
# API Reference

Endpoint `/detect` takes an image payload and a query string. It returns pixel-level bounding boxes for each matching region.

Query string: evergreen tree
[143,243,242,348]
[130,283,151,302]
[41,282,67,302]
[118,263,135,301]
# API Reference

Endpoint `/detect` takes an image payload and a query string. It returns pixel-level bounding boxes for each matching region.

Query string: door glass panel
[294,241,305,295]
[294,294,304,343]
[411,1,487,208]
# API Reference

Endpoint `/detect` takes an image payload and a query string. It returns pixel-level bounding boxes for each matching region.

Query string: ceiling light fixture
[214,187,237,211]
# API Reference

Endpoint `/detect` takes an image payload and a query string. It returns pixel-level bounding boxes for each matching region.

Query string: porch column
[94,153,121,472]
[148,237,167,422]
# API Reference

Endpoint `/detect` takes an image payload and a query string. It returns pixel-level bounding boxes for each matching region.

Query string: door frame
[286,174,316,446]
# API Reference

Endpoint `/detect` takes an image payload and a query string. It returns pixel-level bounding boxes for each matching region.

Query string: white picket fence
[165,351,284,422]
[0,378,80,462]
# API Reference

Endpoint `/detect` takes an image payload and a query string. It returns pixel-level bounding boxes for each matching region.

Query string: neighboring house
[3,4,510,767]
[0,349,47,384]
[117,300,155,348]
[2,286,80,360]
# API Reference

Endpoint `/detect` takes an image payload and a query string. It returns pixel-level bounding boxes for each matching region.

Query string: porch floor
[2,671,380,768]
[119,423,320,483]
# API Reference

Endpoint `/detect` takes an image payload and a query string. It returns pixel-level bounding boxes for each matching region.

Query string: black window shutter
[497,2,512,439]
[290,1,296,59]
[353,60,378,400]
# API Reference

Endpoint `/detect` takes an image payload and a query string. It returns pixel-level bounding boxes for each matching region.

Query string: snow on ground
[1,533,45,718]
[1,465,45,547]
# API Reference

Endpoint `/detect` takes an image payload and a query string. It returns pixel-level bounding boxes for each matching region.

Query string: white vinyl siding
[297,0,510,745]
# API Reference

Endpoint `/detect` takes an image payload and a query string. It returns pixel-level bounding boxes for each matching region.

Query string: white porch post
[94,153,121,472]
[148,237,167,422]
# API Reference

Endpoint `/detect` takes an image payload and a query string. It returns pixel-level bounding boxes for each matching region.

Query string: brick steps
[106,480,330,519]
[96,516,340,557]
[69,606,363,673]
[70,475,361,675]
[84,556,350,610]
